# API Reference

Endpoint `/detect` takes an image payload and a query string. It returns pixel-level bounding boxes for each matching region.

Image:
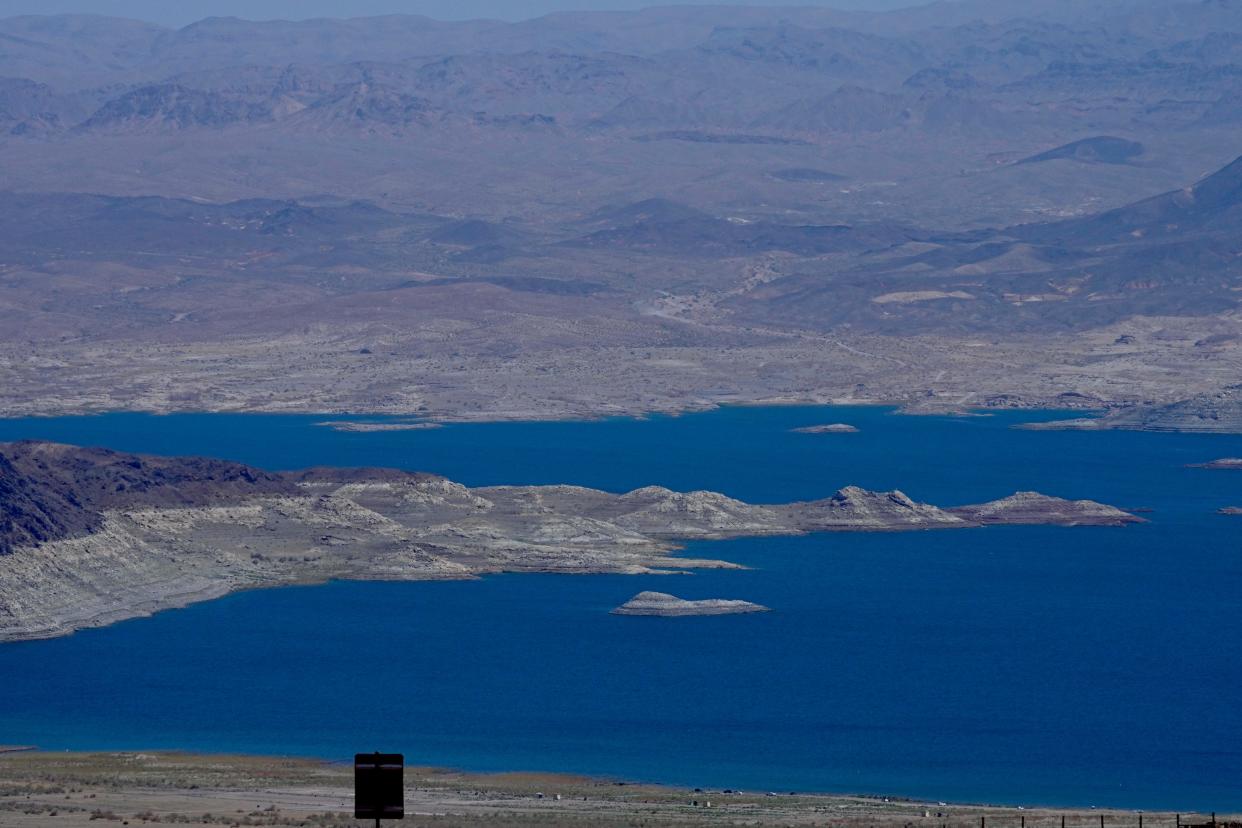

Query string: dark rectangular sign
[355,752,404,820]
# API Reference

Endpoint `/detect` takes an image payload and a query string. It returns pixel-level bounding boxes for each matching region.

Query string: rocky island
[315,421,443,433]
[1189,458,1242,470]
[0,441,1140,643]
[612,592,770,616]
[792,424,859,434]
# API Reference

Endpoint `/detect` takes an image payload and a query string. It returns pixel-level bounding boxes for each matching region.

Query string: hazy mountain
[709,151,1242,335]
[1027,152,1242,243]
[2,1,1242,423]
[79,84,276,131]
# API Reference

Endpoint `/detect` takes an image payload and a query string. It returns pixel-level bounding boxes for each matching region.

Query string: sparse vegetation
[0,753,1231,828]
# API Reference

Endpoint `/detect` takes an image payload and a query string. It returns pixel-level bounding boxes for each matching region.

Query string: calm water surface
[0,407,1240,809]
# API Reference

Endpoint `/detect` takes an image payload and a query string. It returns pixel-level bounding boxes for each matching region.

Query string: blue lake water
[0,406,1240,810]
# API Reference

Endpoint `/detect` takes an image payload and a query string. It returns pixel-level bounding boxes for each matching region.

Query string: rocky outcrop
[0,441,295,555]
[610,487,786,538]
[792,423,859,434]
[785,487,967,531]
[315,421,443,432]
[0,442,1140,642]
[1189,458,1242,470]
[0,452,100,556]
[611,591,770,616]
[949,492,1142,526]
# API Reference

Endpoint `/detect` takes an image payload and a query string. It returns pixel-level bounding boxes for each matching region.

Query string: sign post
[355,752,404,828]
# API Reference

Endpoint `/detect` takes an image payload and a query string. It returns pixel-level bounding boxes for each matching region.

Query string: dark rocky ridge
[0,441,296,554]
[0,452,98,556]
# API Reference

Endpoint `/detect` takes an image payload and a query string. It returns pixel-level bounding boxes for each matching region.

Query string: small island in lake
[612,592,771,617]
[1188,458,1242,469]
[792,423,859,434]
[315,421,443,433]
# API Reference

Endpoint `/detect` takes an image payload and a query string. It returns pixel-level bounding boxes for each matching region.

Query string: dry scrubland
[5,4,1242,428]
[4,10,1242,826]
[3,313,1242,422]
[0,752,1230,828]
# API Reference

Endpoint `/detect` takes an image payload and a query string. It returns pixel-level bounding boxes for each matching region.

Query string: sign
[355,752,404,821]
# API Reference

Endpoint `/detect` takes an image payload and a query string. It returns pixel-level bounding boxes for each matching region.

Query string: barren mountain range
[3,1,1242,425]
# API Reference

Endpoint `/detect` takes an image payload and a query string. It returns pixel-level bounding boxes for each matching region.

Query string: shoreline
[0,398,1100,427]
[0,750,1234,824]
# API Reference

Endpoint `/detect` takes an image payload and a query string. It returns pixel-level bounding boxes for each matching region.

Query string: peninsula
[0,441,1140,643]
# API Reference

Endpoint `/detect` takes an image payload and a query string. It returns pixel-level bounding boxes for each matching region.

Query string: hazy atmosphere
[2,0,916,25]
[3,0,1242,823]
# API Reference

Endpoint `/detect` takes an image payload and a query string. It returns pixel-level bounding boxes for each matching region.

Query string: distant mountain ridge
[7,1,1242,142]
[719,151,1242,334]
[1025,151,1242,243]
[1,2,1241,429]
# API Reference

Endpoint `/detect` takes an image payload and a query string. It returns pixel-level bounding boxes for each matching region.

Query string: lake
[0,406,1240,810]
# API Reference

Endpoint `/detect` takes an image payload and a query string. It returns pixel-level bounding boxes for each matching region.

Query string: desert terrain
[1,751,1233,828]
[2,3,1241,814]
[4,2,1242,428]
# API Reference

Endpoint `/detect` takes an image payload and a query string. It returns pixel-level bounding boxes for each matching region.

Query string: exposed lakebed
[0,406,1239,810]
